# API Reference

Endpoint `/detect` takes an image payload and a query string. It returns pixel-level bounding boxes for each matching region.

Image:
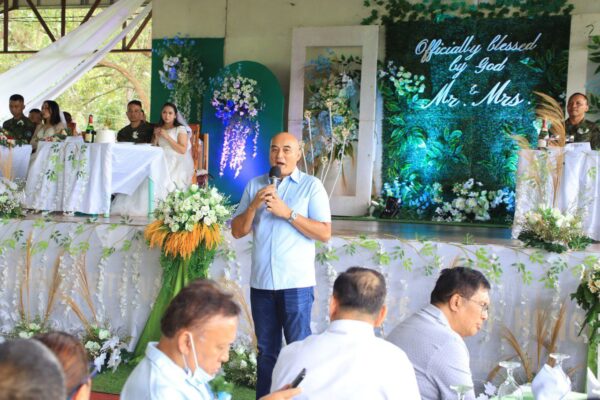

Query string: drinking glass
[498,361,523,400]
[449,384,473,400]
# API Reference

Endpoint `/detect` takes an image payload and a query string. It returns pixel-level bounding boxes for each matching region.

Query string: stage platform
[0,214,596,391]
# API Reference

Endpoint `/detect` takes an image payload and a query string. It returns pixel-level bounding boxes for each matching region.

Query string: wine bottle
[537,119,549,150]
[85,114,94,143]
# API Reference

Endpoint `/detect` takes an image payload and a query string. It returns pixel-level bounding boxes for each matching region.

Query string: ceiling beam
[25,0,56,42]
[60,0,65,36]
[80,0,100,25]
[0,48,151,54]
[125,10,151,50]
[3,0,8,52]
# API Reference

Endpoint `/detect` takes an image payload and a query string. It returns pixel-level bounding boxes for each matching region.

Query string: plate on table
[117,142,135,145]
[135,143,153,146]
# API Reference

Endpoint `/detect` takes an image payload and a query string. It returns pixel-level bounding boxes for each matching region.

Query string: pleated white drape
[0,0,152,121]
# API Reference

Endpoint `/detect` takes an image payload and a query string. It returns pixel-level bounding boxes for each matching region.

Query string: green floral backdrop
[379,16,570,223]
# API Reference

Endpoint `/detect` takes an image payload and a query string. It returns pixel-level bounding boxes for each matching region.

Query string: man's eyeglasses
[67,363,98,400]
[460,296,490,315]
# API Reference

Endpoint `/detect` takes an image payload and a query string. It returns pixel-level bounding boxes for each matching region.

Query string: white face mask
[182,332,215,387]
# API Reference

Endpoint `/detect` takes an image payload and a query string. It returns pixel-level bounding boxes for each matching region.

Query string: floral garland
[211,71,261,178]
[155,35,206,120]
[518,207,592,253]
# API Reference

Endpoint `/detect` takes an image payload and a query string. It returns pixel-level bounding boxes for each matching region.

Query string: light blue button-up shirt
[121,342,211,400]
[233,168,331,290]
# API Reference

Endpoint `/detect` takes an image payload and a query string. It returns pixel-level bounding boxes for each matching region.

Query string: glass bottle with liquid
[537,119,549,150]
[85,114,95,143]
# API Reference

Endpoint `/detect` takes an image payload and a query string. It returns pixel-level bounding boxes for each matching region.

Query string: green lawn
[92,363,256,399]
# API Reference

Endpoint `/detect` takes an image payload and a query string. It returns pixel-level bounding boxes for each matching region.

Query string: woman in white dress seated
[111,102,194,216]
[151,102,194,188]
[30,100,66,151]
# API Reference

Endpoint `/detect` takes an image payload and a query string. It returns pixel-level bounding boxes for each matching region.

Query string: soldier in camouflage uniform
[2,94,36,143]
[565,92,600,150]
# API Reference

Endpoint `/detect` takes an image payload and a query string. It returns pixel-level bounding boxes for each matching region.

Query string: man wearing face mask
[121,279,301,400]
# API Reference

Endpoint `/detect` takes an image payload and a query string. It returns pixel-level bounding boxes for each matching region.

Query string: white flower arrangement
[83,325,130,373]
[0,178,23,218]
[8,320,47,339]
[518,206,591,253]
[433,179,513,222]
[211,75,260,120]
[223,339,257,388]
[211,72,262,178]
[154,184,231,233]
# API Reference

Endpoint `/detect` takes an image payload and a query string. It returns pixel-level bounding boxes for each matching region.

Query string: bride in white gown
[111,102,194,216]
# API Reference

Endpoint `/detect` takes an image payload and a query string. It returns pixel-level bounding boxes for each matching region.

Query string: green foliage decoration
[362,0,573,25]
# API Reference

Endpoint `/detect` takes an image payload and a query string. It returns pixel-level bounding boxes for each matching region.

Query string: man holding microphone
[232,132,331,398]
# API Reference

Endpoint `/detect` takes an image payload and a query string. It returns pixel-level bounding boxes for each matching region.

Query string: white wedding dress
[111,125,194,216]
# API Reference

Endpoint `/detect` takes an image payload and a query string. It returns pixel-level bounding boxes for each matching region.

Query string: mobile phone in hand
[290,368,306,388]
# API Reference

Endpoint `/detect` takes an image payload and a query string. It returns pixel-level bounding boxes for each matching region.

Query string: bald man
[232,132,331,398]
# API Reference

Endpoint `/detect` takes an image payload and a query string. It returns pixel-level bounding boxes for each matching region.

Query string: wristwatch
[288,210,298,223]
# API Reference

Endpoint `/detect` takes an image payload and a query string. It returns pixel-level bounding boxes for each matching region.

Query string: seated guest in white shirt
[121,279,301,400]
[271,267,421,399]
[387,267,491,400]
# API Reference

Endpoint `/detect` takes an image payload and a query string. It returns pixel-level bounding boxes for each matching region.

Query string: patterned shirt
[2,116,36,143]
[565,118,600,150]
[117,121,154,143]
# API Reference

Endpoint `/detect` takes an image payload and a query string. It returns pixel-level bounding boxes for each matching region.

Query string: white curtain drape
[0,0,151,121]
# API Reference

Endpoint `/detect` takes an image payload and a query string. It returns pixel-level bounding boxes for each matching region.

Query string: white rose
[85,341,101,352]
[98,329,110,340]
[453,198,466,211]
[551,208,562,219]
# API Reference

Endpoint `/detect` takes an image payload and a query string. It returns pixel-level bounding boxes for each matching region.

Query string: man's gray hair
[0,339,66,400]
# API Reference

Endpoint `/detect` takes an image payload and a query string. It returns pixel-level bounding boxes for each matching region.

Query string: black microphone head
[269,166,281,178]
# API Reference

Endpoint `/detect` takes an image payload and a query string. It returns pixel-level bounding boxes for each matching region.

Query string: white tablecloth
[23,142,170,214]
[512,147,600,240]
[0,145,32,181]
[0,218,594,391]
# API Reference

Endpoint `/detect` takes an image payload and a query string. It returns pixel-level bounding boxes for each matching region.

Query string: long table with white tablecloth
[23,141,172,215]
[512,146,600,240]
[0,218,594,392]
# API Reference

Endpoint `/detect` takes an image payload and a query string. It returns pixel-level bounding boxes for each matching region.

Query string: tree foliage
[0,8,151,130]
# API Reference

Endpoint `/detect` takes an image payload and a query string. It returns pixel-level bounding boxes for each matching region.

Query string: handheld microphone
[268,166,281,187]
